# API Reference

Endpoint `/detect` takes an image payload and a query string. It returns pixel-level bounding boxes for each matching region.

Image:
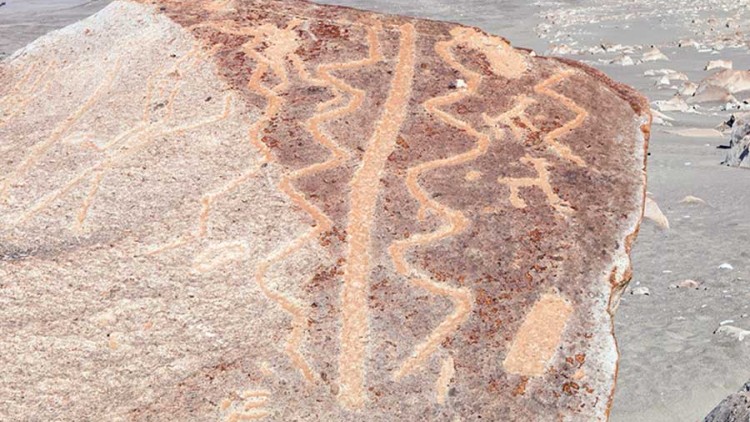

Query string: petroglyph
[390,28,490,381]
[5,53,234,229]
[0,58,122,204]
[482,95,538,141]
[435,356,456,405]
[448,27,527,79]
[498,154,573,216]
[241,20,320,385]
[503,294,573,376]
[464,170,482,182]
[533,70,589,167]
[222,389,272,422]
[337,22,415,409]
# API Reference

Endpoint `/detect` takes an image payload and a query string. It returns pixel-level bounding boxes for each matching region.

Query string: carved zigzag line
[6,48,232,228]
[251,20,383,384]
[533,70,588,167]
[0,58,122,204]
[389,29,488,381]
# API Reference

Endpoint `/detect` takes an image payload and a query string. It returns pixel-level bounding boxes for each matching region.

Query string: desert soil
[2,0,749,421]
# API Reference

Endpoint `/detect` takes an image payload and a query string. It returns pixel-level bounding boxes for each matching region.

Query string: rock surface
[722,112,750,168]
[703,380,750,422]
[0,0,649,421]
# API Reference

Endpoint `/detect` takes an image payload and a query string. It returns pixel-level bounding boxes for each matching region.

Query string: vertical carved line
[338,22,416,409]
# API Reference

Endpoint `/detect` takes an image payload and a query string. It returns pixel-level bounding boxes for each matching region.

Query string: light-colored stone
[630,286,651,296]
[668,279,701,289]
[697,69,750,95]
[705,59,732,71]
[679,195,707,205]
[722,112,750,168]
[644,196,669,229]
[642,47,669,62]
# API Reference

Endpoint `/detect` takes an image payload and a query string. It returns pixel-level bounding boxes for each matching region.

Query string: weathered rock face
[0,1,649,421]
[723,112,750,168]
[704,380,750,422]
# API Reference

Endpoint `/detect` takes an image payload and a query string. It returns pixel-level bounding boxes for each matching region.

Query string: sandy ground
[2,0,750,421]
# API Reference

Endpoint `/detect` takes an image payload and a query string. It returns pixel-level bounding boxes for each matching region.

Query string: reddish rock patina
[0,1,649,420]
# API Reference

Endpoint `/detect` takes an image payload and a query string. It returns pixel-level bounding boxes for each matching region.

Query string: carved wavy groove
[388,28,494,382]
[3,47,234,229]
[0,58,123,204]
[533,70,588,167]
[249,19,383,385]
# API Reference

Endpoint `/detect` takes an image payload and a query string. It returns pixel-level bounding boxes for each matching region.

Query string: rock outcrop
[722,112,750,168]
[0,1,649,420]
[697,69,750,95]
[704,380,750,422]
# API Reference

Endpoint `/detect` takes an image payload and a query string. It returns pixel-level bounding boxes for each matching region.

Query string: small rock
[721,101,750,112]
[642,47,669,62]
[678,39,700,48]
[630,287,651,296]
[669,279,701,289]
[652,95,692,113]
[549,44,578,55]
[714,325,750,341]
[697,69,750,94]
[688,85,737,105]
[650,110,674,126]
[610,54,635,66]
[679,195,707,205]
[705,59,733,71]
[678,82,698,96]
[655,75,671,87]
[644,69,674,76]
[644,196,669,229]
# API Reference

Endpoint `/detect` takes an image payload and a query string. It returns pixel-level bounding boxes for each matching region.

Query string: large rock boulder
[723,112,750,168]
[0,1,649,420]
[704,380,750,422]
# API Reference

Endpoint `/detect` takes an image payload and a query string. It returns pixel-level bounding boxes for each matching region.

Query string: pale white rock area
[705,59,732,71]
[642,47,669,62]
[0,2,321,420]
[643,196,670,229]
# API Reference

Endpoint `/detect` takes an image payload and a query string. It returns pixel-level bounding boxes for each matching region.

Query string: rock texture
[0,1,649,421]
[723,112,750,168]
[704,380,750,422]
